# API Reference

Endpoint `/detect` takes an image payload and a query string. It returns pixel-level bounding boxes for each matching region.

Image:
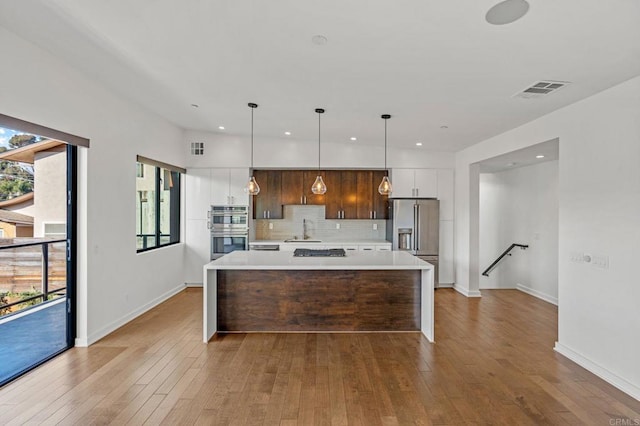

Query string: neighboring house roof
[0,139,65,164]
[0,209,34,225]
[0,192,34,208]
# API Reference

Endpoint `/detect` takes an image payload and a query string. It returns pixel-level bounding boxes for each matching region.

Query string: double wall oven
[209,205,249,260]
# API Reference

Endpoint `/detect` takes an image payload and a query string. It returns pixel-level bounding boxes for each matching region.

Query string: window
[136,156,183,252]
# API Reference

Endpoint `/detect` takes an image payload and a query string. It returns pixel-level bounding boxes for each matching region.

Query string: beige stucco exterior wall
[33,149,66,237]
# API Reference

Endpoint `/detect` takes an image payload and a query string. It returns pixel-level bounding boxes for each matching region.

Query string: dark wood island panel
[217,269,421,332]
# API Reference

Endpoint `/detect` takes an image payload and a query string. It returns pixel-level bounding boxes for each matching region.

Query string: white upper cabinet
[390,169,415,198]
[391,169,437,198]
[229,168,249,205]
[211,168,250,206]
[185,168,211,220]
[413,169,437,198]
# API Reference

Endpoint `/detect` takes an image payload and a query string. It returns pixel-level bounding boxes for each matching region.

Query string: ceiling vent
[513,80,571,99]
[190,141,204,156]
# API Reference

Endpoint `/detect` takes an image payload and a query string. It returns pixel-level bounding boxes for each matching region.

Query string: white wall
[0,27,187,346]
[479,161,559,304]
[184,130,455,169]
[455,76,640,400]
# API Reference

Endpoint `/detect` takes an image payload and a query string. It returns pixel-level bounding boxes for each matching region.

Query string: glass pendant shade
[378,175,392,195]
[247,175,260,195]
[246,102,259,195]
[379,114,392,196]
[311,175,327,195]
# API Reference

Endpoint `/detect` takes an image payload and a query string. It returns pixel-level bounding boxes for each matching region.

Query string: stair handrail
[482,243,529,277]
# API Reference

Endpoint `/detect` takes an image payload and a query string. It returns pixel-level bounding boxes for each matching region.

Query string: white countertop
[205,250,433,270]
[250,239,391,245]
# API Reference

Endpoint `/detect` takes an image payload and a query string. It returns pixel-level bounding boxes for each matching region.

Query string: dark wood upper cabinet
[253,169,387,220]
[303,171,325,205]
[252,170,283,219]
[323,170,342,219]
[323,170,358,219]
[372,170,390,219]
[280,170,303,205]
[280,170,326,206]
[356,170,389,220]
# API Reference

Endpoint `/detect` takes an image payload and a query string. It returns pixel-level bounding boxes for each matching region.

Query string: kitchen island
[202,250,435,342]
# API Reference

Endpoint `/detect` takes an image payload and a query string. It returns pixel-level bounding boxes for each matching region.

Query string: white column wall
[0,27,186,346]
[455,76,640,400]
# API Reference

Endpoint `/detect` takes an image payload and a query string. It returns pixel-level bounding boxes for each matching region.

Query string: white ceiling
[1,1,640,151]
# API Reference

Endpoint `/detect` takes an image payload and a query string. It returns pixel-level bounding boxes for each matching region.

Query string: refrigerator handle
[414,203,420,252]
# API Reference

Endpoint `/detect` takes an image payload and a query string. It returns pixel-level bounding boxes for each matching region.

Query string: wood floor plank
[0,287,638,425]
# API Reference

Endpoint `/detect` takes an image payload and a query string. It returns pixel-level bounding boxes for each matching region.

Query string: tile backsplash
[255,205,387,241]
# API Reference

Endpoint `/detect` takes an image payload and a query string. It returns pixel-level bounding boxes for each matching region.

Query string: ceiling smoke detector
[513,80,571,99]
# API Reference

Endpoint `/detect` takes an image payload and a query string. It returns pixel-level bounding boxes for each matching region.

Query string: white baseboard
[436,283,454,289]
[185,282,203,288]
[516,283,558,305]
[75,284,186,347]
[453,284,482,298]
[554,342,640,401]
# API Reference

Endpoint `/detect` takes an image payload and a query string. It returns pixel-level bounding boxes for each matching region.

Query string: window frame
[136,157,183,253]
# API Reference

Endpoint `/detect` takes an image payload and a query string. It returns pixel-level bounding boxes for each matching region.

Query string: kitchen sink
[283,238,322,243]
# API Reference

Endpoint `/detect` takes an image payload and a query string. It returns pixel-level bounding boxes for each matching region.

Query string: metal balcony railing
[0,239,66,315]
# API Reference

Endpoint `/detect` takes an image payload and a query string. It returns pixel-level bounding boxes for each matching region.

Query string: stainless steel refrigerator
[387,199,440,286]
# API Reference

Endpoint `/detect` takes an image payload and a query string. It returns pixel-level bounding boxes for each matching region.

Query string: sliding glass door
[0,120,78,386]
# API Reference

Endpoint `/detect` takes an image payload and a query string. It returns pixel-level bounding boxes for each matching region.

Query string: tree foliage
[0,134,36,201]
[8,134,37,149]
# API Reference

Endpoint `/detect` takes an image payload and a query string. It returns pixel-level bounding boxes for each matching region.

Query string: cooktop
[293,248,346,257]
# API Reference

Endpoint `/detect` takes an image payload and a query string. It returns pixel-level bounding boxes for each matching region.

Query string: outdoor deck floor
[0,299,67,385]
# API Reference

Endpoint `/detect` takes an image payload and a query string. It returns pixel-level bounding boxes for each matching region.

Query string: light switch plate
[373,223,378,230]
[336,223,340,229]
[268,222,273,230]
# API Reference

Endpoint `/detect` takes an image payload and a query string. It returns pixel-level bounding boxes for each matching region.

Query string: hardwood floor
[1,288,638,425]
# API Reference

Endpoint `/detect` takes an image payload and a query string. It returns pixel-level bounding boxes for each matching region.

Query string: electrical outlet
[583,253,592,264]
[336,223,340,230]
[268,222,273,230]
[373,223,378,230]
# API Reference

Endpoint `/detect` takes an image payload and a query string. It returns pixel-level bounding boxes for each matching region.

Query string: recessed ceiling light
[416,142,423,146]
[350,137,357,141]
[486,0,530,25]
[312,35,328,45]
[191,104,199,108]
[218,126,225,130]
[284,131,291,136]
[440,125,449,129]
[536,155,545,159]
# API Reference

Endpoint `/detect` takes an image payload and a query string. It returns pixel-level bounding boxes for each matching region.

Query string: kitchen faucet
[303,218,309,240]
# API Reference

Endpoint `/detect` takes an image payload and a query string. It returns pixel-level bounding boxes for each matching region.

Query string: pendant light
[311,108,327,195]
[246,102,260,195]
[378,114,393,195]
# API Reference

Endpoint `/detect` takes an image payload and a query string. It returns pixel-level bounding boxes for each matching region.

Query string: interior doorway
[475,138,559,304]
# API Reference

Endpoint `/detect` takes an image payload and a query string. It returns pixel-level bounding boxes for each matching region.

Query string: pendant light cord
[318,110,321,170]
[384,118,387,169]
[251,106,254,169]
